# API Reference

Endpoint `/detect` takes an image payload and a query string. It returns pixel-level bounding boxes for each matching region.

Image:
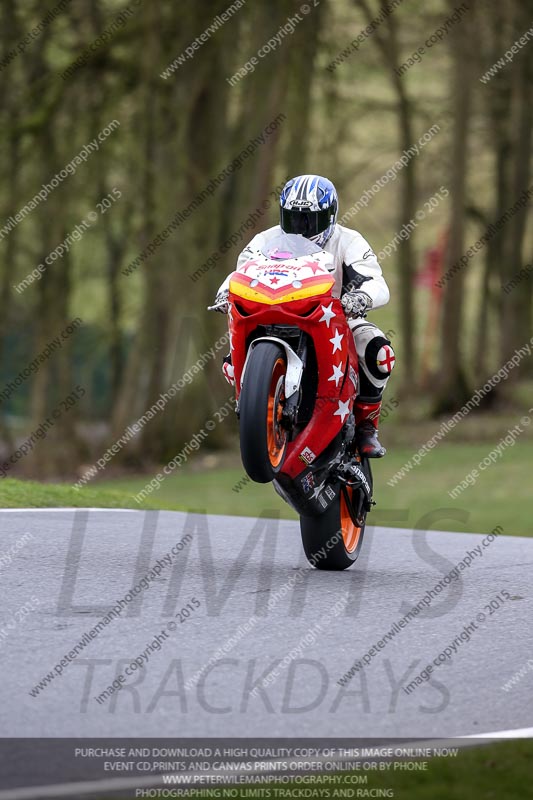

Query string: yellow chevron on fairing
[230,279,334,305]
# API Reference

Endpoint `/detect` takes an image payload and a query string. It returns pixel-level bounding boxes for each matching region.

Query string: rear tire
[300,484,367,570]
[239,342,289,483]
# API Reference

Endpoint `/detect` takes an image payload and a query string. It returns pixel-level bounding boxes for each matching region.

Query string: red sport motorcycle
[211,234,374,570]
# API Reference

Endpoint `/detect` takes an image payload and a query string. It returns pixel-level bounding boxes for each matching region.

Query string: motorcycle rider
[213,174,395,458]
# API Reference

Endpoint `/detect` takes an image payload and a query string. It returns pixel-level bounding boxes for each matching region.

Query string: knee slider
[365,337,396,381]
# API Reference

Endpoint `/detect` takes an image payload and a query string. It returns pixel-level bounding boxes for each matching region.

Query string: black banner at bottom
[0,737,527,800]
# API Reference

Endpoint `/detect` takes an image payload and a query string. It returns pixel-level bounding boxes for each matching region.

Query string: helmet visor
[280,207,333,238]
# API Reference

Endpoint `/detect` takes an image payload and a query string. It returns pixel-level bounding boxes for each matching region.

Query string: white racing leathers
[218,224,395,397]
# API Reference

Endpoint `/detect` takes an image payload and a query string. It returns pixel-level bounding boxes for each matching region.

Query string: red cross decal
[378,346,395,372]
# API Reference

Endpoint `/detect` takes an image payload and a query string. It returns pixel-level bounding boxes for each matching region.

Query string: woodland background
[0,0,532,487]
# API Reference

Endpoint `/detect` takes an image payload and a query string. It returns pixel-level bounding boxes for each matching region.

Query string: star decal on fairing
[333,398,351,423]
[269,276,280,285]
[329,329,344,354]
[240,260,259,274]
[319,302,336,328]
[306,260,327,275]
[328,362,344,387]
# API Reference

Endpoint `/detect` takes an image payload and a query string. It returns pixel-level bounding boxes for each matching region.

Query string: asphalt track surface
[2,507,532,739]
[1,507,533,798]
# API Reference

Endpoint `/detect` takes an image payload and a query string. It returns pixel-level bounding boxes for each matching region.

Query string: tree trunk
[433,0,476,412]
[354,0,417,387]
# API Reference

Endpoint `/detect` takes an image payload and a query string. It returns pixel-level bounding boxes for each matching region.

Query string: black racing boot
[354,399,386,458]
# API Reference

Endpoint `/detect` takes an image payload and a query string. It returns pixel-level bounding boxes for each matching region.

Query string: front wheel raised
[239,342,289,483]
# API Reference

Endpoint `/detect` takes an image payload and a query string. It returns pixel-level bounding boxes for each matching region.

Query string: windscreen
[260,232,323,261]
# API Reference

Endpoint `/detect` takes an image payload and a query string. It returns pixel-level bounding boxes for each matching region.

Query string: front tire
[300,484,367,570]
[239,342,289,483]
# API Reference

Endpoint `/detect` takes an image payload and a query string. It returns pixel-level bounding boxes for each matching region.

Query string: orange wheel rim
[266,358,288,468]
[340,487,362,553]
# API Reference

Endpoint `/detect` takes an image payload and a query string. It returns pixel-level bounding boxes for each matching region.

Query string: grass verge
[100,441,532,537]
[233,739,533,799]
[2,440,531,537]
[0,478,151,510]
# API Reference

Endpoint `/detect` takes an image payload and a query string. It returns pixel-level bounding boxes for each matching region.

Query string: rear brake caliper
[336,460,363,487]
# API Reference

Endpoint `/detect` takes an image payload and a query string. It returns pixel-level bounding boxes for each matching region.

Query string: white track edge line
[0,508,140,513]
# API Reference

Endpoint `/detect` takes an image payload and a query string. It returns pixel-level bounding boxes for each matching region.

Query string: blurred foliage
[0,0,531,478]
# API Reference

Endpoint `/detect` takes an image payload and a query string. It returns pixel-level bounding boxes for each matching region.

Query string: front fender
[240,336,303,398]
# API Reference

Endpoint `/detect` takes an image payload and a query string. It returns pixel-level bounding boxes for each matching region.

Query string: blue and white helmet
[279,175,338,248]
